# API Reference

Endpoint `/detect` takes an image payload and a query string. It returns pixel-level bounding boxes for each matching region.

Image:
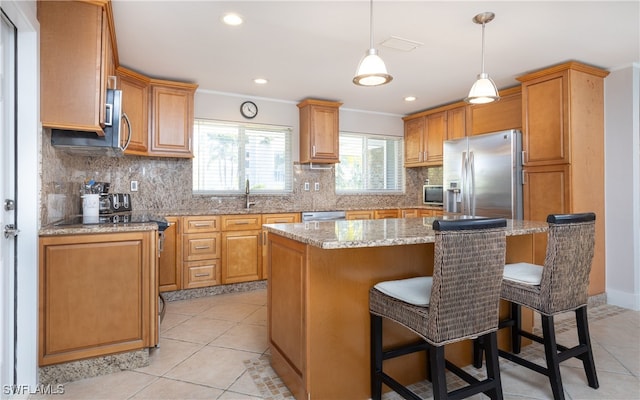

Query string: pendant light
[465,12,500,104]
[353,0,392,86]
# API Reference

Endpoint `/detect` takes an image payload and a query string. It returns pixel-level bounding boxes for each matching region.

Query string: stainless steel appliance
[301,210,346,222]
[443,129,523,219]
[423,184,443,206]
[99,193,132,214]
[51,88,132,156]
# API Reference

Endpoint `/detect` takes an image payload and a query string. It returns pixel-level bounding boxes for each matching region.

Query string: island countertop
[263,217,548,249]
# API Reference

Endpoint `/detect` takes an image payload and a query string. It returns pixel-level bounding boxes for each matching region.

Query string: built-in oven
[423,184,444,206]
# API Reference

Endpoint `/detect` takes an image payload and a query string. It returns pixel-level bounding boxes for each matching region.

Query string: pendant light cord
[480,21,486,74]
[369,0,374,49]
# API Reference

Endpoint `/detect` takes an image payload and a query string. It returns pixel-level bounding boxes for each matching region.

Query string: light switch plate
[304,182,310,191]
[130,180,138,192]
[314,182,320,191]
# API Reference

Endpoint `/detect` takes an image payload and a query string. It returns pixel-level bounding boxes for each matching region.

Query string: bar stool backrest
[427,218,507,345]
[540,213,596,314]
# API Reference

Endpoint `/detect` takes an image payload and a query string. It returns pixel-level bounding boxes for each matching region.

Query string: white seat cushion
[503,262,543,285]
[374,276,433,306]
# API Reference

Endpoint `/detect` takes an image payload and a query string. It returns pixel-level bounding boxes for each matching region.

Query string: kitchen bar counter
[265,217,546,400]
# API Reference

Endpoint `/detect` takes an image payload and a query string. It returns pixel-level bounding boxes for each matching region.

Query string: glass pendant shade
[353,48,392,86]
[465,72,499,104]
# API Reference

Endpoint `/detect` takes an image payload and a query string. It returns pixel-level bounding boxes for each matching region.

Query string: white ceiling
[111,1,639,116]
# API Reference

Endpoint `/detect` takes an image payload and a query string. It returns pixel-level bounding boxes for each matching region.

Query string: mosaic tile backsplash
[41,130,441,224]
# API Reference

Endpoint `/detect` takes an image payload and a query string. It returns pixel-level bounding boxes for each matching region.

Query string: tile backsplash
[41,130,440,224]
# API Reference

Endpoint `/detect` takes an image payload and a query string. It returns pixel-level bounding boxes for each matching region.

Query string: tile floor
[30,288,639,399]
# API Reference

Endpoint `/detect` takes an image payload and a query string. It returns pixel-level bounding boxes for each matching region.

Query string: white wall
[604,64,640,310]
[194,90,404,164]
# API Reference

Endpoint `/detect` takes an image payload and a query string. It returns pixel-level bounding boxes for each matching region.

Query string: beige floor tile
[198,302,264,323]
[161,315,236,344]
[211,289,268,307]
[164,346,256,390]
[217,391,262,400]
[209,323,269,353]
[164,296,219,315]
[135,338,204,377]
[159,311,191,333]
[563,368,640,399]
[30,371,157,400]
[130,376,224,399]
[227,370,262,397]
[243,306,267,326]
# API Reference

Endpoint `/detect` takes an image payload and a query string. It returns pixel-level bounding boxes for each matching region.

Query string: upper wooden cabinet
[298,99,342,164]
[517,63,609,167]
[467,86,522,136]
[148,80,198,158]
[39,0,118,133]
[116,67,150,154]
[403,102,467,167]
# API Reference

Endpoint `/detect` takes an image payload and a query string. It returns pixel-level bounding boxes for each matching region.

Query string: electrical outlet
[304,182,310,191]
[314,182,320,191]
[130,180,138,192]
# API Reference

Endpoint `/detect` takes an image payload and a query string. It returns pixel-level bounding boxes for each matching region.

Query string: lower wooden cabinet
[401,208,442,218]
[183,259,221,289]
[158,217,181,292]
[374,209,399,219]
[221,230,262,284]
[346,210,374,220]
[38,231,158,366]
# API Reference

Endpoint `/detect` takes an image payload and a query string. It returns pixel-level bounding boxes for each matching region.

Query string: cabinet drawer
[263,213,300,224]
[375,209,399,219]
[183,233,221,261]
[183,260,220,289]
[183,216,220,233]
[221,215,262,231]
[346,210,374,220]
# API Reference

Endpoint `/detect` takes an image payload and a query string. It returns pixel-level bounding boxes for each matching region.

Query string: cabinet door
[468,91,522,136]
[345,210,374,220]
[159,217,181,292]
[446,106,467,140]
[39,231,156,366]
[39,1,107,132]
[117,67,150,154]
[149,82,197,158]
[404,117,425,166]
[298,100,341,163]
[521,72,569,165]
[425,111,445,162]
[221,230,262,284]
[523,164,571,264]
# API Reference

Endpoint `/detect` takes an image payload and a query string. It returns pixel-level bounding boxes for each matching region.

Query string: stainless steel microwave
[423,185,444,206]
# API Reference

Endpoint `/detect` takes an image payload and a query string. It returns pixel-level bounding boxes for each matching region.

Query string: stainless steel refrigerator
[443,130,523,219]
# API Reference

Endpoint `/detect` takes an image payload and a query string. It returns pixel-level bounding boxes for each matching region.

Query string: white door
[1,9,18,389]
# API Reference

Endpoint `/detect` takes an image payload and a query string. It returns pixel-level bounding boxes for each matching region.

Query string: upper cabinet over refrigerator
[443,130,523,219]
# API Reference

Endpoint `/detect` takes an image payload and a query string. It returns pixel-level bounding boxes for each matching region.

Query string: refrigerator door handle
[461,152,468,215]
[469,151,476,216]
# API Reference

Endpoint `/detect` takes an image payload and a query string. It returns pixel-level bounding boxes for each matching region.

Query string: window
[192,119,292,193]
[336,132,404,193]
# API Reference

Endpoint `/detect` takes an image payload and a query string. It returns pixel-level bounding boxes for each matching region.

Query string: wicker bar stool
[370,218,508,400]
[474,213,599,400]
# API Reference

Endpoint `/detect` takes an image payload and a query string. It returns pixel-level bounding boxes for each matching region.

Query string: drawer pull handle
[233,221,250,225]
[194,245,210,250]
[194,273,210,277]
[194,223,212,227]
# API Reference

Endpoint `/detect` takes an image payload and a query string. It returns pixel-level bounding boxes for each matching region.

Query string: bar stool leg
[473,336,484,368]
[575,307,599,389]
[370,314,383,400]
[428,345,448,400]
[541,315,565,400]
[511,302,522,354]
[483,331,503,400]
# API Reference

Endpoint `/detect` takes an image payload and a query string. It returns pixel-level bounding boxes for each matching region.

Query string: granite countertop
[39,211,164,236]
[263,217,549,249]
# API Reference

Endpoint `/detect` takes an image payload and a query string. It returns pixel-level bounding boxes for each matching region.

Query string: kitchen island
[263,217,548,400]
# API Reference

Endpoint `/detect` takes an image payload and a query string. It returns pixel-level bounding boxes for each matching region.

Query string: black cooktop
[54,212,169,231]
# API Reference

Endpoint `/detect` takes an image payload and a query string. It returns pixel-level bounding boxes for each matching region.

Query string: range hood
[51,89,131,157]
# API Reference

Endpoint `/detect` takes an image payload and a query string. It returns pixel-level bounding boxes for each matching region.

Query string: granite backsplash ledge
[41,130,442,224]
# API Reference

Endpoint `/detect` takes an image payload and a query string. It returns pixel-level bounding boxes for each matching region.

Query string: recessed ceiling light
[404,96,417,102]
[222,13,243,26]
[253,78,268,85]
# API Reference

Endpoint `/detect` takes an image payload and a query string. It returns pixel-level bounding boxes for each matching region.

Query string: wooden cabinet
[262,213,301,279]
[374,209,399,219]
[298,99,342,164]
[517,62,608,295]
[39,230,157,366]
[39,0,117,133]
[148,80,198,158]
[159,217,181,292]
[116,67,150,154]
[404,104,466,167]
[346,210,375,220]
[467,87,522,136]
[221,215,263,284]
[182,216,221,289]
[402,208,442,218]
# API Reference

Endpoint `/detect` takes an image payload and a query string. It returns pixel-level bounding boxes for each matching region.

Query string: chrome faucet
[245,179,255,209]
